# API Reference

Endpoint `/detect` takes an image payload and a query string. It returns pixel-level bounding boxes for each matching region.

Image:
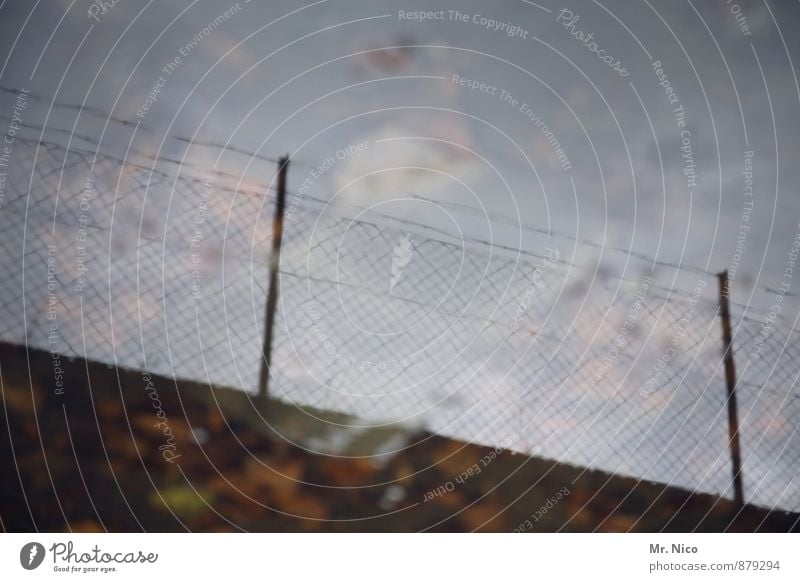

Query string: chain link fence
[1,129,798,514]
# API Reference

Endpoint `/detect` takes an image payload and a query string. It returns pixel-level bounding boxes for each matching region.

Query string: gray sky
[1,0,799,510]
[2,0,799,286]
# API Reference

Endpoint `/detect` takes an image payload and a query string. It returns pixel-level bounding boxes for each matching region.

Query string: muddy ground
[1,342,796,532]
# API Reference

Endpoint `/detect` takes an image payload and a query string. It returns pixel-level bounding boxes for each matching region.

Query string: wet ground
[1,342,796,532]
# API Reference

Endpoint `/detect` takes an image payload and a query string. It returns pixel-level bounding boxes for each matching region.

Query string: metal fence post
[257,156,290,404]
[717,270,745,506]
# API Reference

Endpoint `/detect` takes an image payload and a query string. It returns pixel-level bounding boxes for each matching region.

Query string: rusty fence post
[717,270,745,506]
[257,156,290,404]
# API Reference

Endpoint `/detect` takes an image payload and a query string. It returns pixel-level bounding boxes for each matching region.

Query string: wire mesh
[1,132,797,513]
